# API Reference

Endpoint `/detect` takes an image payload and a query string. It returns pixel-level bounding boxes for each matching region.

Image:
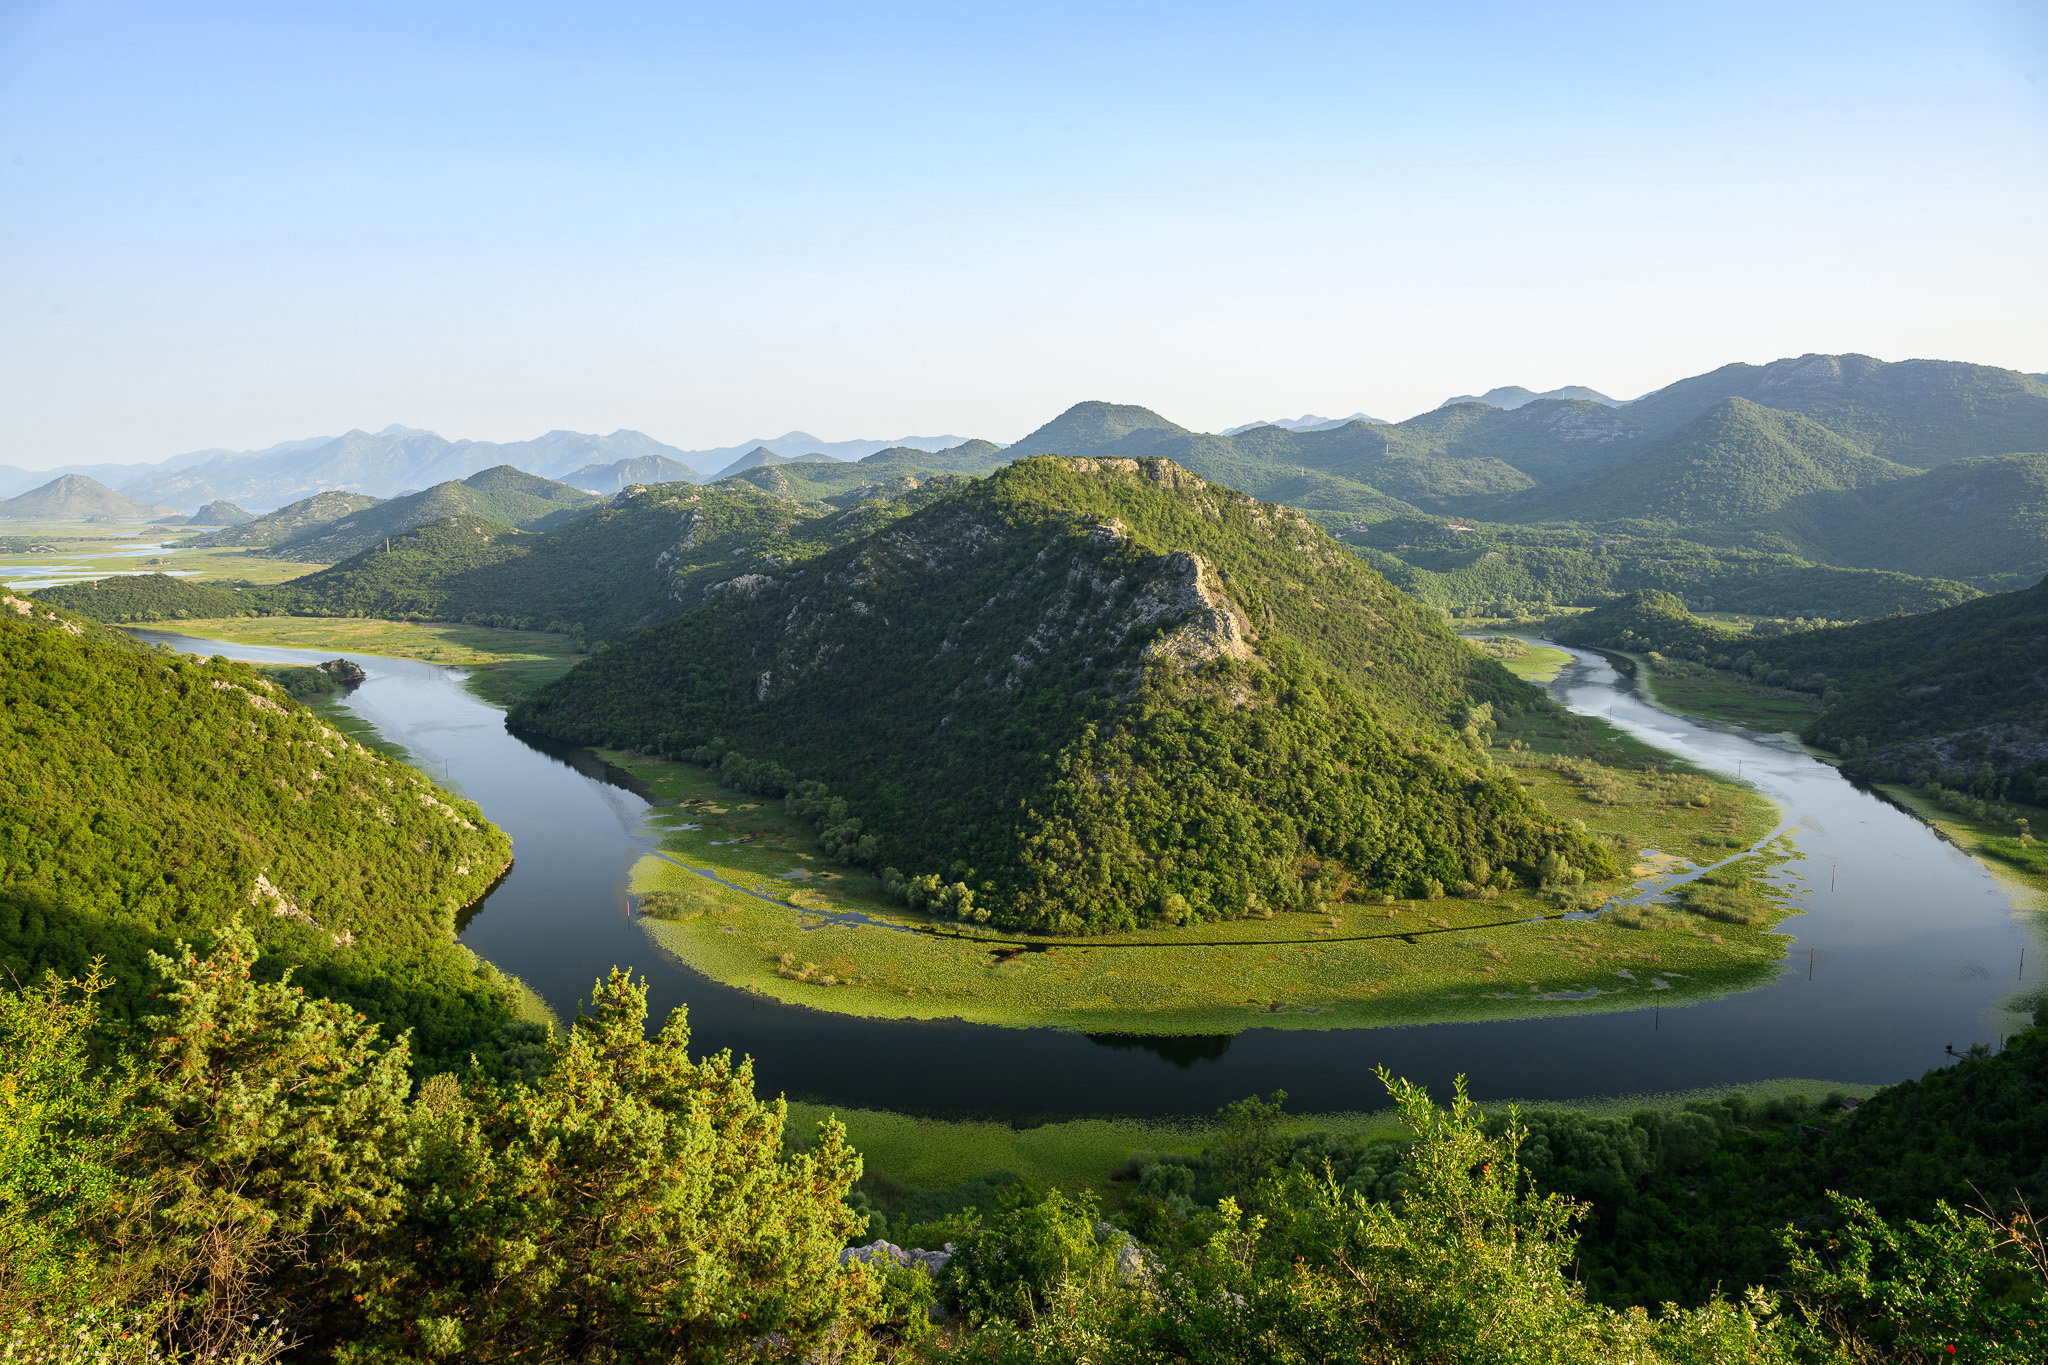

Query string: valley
[126,623,2033,1120]
[10,355,2048,1361]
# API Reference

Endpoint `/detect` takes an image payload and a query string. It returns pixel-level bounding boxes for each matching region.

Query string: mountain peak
[1006,401,1190,457]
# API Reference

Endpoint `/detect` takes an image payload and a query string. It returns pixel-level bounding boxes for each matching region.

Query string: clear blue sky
[2,0,2044,465]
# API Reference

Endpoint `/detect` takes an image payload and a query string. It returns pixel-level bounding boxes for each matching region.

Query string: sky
[1,0,2045,468]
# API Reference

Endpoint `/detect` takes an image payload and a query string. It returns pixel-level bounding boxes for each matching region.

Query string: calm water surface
[135,631,2038,1120]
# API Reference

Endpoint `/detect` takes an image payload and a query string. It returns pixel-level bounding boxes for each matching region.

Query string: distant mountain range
[1221,412,1387,435]
[0,426,980,513]
[1438,385,1622,411]
[8,355,2045,597]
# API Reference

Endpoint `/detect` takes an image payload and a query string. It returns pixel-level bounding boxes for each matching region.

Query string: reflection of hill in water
[1085,1034,1233,1068]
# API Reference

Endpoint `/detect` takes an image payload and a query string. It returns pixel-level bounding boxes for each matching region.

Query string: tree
[135,922,414,1358]
[351,969,884,1363]
[0,963,144,1345]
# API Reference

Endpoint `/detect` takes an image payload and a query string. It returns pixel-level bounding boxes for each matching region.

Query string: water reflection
[1085,1034,1235,1068]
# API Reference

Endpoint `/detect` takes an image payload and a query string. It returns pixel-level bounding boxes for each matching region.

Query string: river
[134,631,2039,1120]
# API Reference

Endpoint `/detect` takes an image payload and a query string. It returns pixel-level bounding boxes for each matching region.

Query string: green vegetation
[613,722,1787,1031]
[15,936,2043,1360]
[260,465,600,562]
[1349,518,1978,622]
[1546,589,1744,659]
[1747,574,2048,791]
[3,940,890,1362]
[516,457,1616,934]
[189,489,384,549]
[1616,352,2048,467]
[40,476,971,647]
[1466,633,1571,682]
[1512,398,1917,529]
[0,594,525,1067]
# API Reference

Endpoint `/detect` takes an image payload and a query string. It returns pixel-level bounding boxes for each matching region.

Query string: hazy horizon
[3,0,2044,470]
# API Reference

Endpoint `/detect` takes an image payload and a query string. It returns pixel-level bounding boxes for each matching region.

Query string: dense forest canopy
[0,593,521,1065]
[512,457,1613,932]
[42,477,973,645]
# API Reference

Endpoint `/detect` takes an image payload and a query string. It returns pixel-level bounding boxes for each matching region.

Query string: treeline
[513,457,1615,934]
[11,943,2044,1362]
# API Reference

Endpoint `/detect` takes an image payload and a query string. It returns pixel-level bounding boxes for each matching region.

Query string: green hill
[511,456,1614,934]
[187,498,252,526]
[1387,399,1655,487]
[43,479,973,645]
[1355,520,1978,622]
[1544,590,1744,661]
[188,489,384,549]
[1513,398,1917,528]
[1781,451,2048,588]
[1746,574,2048,784]
[0,474,174,521]
[1006,401,1191,456]
[857,438,1009,474]
[1620,353,2048,467]
[33,572,267,622]
[265,466,600,561]
[0,592,517,1063]
[1002,406,1506,519]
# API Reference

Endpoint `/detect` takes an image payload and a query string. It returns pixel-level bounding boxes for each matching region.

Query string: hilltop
[1618,353,2048,465]
[187,498,252,526]
[0,473,175,521]
[513,456,1612,933]
[0,592,516,1061]
[261,466,600,562]
[188,489,384,549]
[561,452,703,493]
[1545,590,1743,660]
[1513,398,1917,528]
[1438,384,1621,410]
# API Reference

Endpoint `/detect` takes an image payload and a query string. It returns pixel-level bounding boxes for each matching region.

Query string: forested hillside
[43,477,970,644]
[0,593,519,1063]
[1749,573,2048,786]
[1510,398,1916,528]
[261,465,600,562]
[513,456,1613,933]
[1616,353,2048,464]
[188,488,383,548]
[1354,519,1977,621]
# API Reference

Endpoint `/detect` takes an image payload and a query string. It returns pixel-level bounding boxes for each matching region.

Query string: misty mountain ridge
[0,474,177,521]
[1438,385,1623,411]
[1220,412,1388,435]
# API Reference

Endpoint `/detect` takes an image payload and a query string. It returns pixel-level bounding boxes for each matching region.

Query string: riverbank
[128,616,581,705]
[1609,646,2048,928]
[611,702,1798,1034]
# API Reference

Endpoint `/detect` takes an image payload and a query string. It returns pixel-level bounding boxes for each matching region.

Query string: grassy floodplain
[0,518,324,587]
[120,615,583,705]
[796,1072,1886,1206]
[615,701,1796,1034]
